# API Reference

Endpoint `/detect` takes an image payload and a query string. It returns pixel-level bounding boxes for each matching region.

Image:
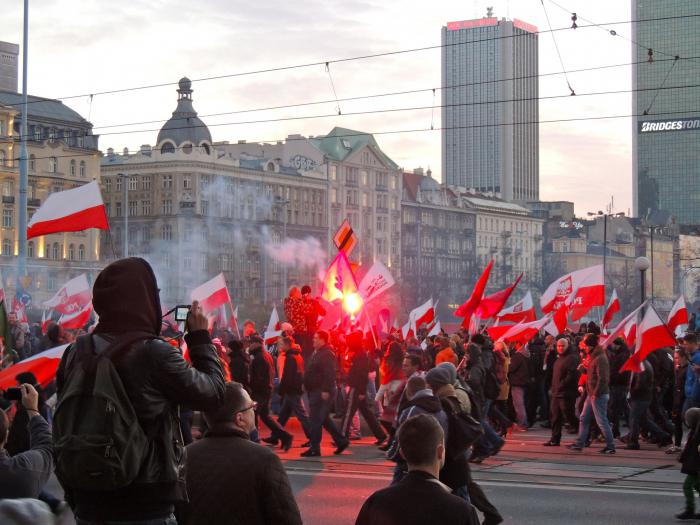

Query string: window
[201,200,209,216]
[200,175,209,190]
[68,244,75,260]
[70,160,76,176]
[330,188,338,204]
[161,199,172,215]
[162,175,173,189]
[183,255,192,270]
[116,177,122,192]
[360,170,369,186]
[52,242,60,260]
[79,160,86,177]
[105,178,112,192]
[161,142,175,154]
[0,150,6,167]
[128,176,138,190]
[49,128,57,142]
[141,200,151,215]
[329,165,337,181]
[128,200,137,217]
[29,154,35,171]
[200,254,208,271]
[142,176,151,190]
[184,226,192,241]
[27,241,34,258]
[2,179,13,197]
[183,175,191,189]
[49,157,58,173]
[161,224,173,241]
[2,238,11,255]
[142,226,151,242]
[2,208,12,228]
[33,127,41,142]
[78,244,85,261]
[115,202,122,217]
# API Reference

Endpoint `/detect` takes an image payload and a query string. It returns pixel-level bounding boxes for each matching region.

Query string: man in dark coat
[622,359,671,449]
[544,338,579,446]
[184,382,302,525]
[249,341,293,451]
[227,339,251,392]
[55,258,225,524]
[607,338,631,438]
[302,330,349,457]
[355,413,479,525]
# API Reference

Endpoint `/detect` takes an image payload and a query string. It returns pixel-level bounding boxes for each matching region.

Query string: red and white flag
[540,264,604,320]
[622,306,676,372]
[544,304,570,337]
[358,261,395,303]
[58,302,93,330]
[191,273,231,315]
[497,291,536,324]
[600,302,645,349]
[624,317,638,348]
[667,295,689,334]
[401,320,415,340]
[602,289,621,328]
[476,273,523,319]
[264,306,282,346]
[41,310,54,335]
[498,316,550,344]
[27,181,109,239]
[43,273,91,315]
[0,344,69,390]
[455,260,493,327]
[409,298,435,331]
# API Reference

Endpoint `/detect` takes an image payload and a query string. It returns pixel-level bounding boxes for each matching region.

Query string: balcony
[2,196,15,204]
[28,198,41,207]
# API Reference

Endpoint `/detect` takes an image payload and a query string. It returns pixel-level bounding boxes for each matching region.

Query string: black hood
[407,393,443,414]
[93,257,162,336]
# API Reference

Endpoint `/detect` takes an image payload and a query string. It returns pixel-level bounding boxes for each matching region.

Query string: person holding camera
[0,383,54,499]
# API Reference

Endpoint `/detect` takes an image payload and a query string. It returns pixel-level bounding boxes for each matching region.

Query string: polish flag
[497,291,536,324]
[43,273,92,315]
[41,310,54,335]
[455,260,493,326]
[58,302,93,330]
[622,306,676,372]
[229,305,241,338]
[540,265,604,320]
[191,273,231,315]
[401,320,415,340]
[544,304,570,337]
[625,318,638,348]
[602,289,621,328]
[667,296,689,334]
[600,302,645,350]
[0,344,69,390]
[498,316,550,344]
[264,306,282,346]
[410,299,435,331]
[487,322,516,342]
[476,273,523,319]
[427,321,442,338]
[321,251,359,304]
[27,181,109,239]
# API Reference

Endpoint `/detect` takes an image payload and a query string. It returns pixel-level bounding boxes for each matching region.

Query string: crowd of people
[1,258,700,524]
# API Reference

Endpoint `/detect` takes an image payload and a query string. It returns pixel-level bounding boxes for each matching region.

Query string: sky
[1,0,642,216]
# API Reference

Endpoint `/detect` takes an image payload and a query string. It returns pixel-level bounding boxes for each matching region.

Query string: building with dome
[100,78,328,315]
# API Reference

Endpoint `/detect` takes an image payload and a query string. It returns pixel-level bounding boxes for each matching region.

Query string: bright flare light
[342,292,363,316]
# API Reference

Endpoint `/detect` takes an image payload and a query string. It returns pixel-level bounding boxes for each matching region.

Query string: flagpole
[362,307,379,349]
[229,300,240,339]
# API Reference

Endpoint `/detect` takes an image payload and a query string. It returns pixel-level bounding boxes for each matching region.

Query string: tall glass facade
[633,0,700,225]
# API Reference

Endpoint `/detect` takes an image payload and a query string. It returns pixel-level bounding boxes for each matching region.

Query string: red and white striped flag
[498,316,551,344]
[541,265,604,321]
[58,302,93,330]
[600,302,645,350]
[667,295,688,334]
[409,299,435,331]
[0,344,69,390]
[264,306,282,346]
[497,291,536,324]
[27,181,108,239]
[191,273,231,315]
[602,289,621,329]
[621,306,676,372]
[43,273,91,315]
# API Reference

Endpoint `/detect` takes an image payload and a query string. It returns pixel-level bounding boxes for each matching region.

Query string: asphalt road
[50,420,687,524]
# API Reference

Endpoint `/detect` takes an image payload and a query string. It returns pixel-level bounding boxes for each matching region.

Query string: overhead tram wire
[8,12,700,109]
[3,80,698,146]
[540,0,576,95]
[14,107,700,163]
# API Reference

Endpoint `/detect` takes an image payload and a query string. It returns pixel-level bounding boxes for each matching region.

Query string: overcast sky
[1,0,644,215]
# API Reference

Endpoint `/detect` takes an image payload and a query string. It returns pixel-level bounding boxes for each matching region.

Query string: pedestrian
[249,339,293,451]
[228,339,251,392]
[567,334,616,454]
[669,348,689,454]
[622,359,671,450]
[301,330,349,457]
[677,407,700,520]
[54,258,225,524]
[606,338,631,438]
[683,334,700,414]
[435,336,459,366]
[376,341,406,448]
[355,413,479,525]
[508,341,531,431]
[301,285,326,361]
[183,381,302,525]
[543,338,579,446]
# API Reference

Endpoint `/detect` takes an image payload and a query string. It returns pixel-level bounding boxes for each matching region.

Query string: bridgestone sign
[639,117,700,133]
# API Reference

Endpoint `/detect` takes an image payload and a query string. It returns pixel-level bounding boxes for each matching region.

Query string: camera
[174,305,191,322]
[3,384,40,401]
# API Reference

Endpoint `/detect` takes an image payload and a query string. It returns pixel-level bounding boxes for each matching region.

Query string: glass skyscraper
[441,17,539,202]
[633,0,700,225]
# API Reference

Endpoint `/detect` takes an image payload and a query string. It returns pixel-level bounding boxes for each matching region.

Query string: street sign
[333,218,357,256]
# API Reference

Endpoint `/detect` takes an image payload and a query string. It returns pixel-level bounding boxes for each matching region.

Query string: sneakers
[567,444,583,451]
[674,509,700,520]
[666,445,682,454]
[300,448,320,457]
[599,447,616,454]
[261,436,279,445]
[624,442,640,450]
[542,441,560,447]
[334,439,350,455]
[280,433,293,452]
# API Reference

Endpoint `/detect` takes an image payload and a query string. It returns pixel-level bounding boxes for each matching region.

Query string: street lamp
[117,173,129,257]
[634,256,650,305]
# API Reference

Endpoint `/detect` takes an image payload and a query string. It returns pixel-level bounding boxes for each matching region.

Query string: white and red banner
[497,316,551,344]
[667,295,689,334]
[540,264,604,320]
[497,291,536,324]
[264,306,283,346]
[58,302,93,330]
[43,273,91,315]
[476,273,523,319]
[602,289,621,328]
[600,302,645,350]
[358,261,395,303]
[622,306,677,372]
[409,298,435,331]
[27,181,109,239]
[191,273,231,315]
[0,344,69,390]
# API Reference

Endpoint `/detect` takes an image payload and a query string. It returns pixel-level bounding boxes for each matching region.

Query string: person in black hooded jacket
[607,338,631,438]
[55,257,226,524]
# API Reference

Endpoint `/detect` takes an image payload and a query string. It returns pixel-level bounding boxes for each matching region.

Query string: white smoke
[265,235,326,270]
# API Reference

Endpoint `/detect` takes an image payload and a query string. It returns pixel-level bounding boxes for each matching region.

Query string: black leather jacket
[56,330,225,521]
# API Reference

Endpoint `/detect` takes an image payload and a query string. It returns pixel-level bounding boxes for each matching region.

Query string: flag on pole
[358,261,395,302]
[27,181,109,239]
[600,302,646,349]
[58,302,93,330]
[624,317,638,348]
[264,306,282,346]
[476,273,523,319]
[0,344,69,390]
[191,273,231,315]
[41,310,54,335]
[667,295,689,334]
[540,264,605,320]
[497,291,536,324]
[602,289,621,328]
[43,273,92,315]
[455,260,493,326]
[320,251,359,303]
[498,316,551,344]
[621,306,676,372]
[409,299,435,331]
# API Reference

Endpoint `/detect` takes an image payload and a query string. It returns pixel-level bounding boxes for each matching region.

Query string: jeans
[308,389,346,452]
[77,516,177,525]
[575,394,615,449]
[628,399,669,444]
[511,386,529,427]
[276,393,312,439]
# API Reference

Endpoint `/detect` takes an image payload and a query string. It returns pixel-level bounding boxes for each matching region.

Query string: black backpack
[440,396,484,459]
[53,334,150,491]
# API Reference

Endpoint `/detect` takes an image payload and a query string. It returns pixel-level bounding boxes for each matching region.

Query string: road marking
[285,468,680,497]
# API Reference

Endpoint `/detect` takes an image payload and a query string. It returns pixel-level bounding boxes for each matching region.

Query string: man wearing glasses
[184,382,302,525]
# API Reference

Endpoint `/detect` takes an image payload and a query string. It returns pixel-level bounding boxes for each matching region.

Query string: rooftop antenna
[486,6,494,18]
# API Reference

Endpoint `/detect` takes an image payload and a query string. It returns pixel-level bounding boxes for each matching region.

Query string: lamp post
[118,173,128,257]
[634,256,650,306]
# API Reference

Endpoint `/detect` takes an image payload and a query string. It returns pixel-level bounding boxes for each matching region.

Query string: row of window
[0,240,86,260]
